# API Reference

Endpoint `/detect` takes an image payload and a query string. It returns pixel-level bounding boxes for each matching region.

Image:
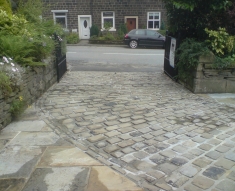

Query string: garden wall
[182,55,235,93]
[0,59,57,130]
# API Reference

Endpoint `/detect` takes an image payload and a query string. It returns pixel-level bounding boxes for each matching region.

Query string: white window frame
[101,11,116,31]
[147,12,161,30]
[51,10,68,29]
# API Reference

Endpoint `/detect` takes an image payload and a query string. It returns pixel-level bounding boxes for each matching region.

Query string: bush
[205,28,235,69]
[0,9,29,36]
[66,32,79,44]
[0,35,45,66]
[10,96,25,117]
[103,33,115,41]
[176,38,210,80]
[17,0,42,23]
[0,0,12,15]
[205,28,234,57]
[158,30,167,36]
[90,25,99,37]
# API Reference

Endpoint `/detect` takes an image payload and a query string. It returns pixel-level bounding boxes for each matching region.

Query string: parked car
[124,29,165,49]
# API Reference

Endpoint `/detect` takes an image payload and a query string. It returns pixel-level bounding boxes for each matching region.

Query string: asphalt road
[66,46,165,72]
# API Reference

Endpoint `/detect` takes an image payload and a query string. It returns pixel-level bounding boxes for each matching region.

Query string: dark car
[124,29,165,49]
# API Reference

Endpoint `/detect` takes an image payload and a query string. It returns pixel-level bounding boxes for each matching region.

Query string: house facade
[42,0,166,39]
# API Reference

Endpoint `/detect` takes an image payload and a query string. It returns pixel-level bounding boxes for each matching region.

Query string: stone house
[42,0,166,39]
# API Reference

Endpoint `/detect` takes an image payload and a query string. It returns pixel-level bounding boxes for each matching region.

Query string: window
[135,30,145,35]
[147,12,160,30]
[101,11,115,31]
[51,10,68,29]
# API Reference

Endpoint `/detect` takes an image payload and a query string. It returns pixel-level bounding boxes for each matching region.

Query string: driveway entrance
[38,68,235,191]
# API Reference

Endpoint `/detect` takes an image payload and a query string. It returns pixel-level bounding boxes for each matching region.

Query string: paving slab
[86,166,143,191]
[22,167,90,191]
[38,146,102,167]
[0,146,44,178]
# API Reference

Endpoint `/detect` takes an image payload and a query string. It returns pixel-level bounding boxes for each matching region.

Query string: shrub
[66,32,79,44]
[0,0,12,15]
[103,33,115,41]
[205,28,234,57]
[0,35,45,66]
[205,28,235,69]
[17,0,42,23]
[10,96,25,117]
[158,30,167,36]
[90,25,99,37]
[0,9,29,36]
[176,38,210,80]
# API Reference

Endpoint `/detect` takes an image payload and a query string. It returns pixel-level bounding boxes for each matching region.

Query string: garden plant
[0,0,64,116]
[163,0,235,80]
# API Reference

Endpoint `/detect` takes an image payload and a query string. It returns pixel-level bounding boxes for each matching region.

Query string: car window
[135,30,145,35]
[146,30,157,36]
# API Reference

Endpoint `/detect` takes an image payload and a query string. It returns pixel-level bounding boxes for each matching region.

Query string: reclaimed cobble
[37,71,235,191]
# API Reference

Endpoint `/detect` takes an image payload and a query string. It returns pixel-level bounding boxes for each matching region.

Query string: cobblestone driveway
[38,71,235,191]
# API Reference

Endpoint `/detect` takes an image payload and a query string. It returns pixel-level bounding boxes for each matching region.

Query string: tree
[162,0,234,40]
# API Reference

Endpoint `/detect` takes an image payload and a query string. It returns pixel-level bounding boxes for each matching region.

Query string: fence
[54,34,67,82]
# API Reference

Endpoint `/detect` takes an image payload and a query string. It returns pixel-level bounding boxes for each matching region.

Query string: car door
[146,30,164,47]
[134,29,147,45]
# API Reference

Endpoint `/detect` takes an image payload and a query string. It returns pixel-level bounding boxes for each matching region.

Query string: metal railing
[54,34,67,82]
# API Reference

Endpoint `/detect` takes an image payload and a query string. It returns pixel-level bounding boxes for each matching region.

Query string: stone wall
[42,0,166,33]
[0,59,57,130]
[182,55,235,93]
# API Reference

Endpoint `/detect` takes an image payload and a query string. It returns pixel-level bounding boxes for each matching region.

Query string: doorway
[125,16,138,32]
[78,15,92,39]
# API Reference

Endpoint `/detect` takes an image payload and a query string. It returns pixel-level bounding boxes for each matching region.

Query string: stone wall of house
[91,0,166,30]
[43,0,79,31]
[43,0,166,32]
[0,59,57,130]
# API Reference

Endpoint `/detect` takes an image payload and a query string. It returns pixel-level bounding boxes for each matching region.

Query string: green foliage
[103,33,115,40]
[0,0,12,14]
[0,9,29,36]
[66,32,79,44]
[205,27,235,68]
[90,25,99,37]
[162,0,234,40]
[158,30,167,36]
[0,71,12,97]
[103,22,112,31]
[0,35,45,66]
[10,96,25,117]
[205,27,234,56]
[176,38,210,80]
[160,21,165,30]
[117,23,128,39]
[17,0,42,23]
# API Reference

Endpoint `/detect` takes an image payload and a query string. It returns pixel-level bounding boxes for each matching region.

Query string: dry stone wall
[182,55,235,93]
[0,59,57,130]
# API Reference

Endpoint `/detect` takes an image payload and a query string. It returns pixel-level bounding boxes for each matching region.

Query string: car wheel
[129,40,138,48]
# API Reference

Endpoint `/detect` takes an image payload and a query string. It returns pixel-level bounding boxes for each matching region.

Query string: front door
[80,17,90,39]
[126,18,136,32]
